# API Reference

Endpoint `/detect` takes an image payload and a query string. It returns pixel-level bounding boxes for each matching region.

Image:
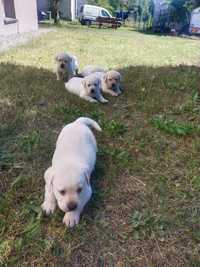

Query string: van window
[80,6,83,12]
[101,10,110,17]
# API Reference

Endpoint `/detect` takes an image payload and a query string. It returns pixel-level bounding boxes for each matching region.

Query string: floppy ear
[44,166,54,188]
[82,79,87,89]
[103,73,108,83]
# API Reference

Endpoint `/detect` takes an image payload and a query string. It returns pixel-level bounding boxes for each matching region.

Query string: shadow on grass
[1,61,200,266]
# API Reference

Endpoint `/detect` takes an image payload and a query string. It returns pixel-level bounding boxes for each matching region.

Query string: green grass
[1,22,200,266]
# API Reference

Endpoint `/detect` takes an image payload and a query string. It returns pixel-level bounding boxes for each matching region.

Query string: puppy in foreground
[55,52,79,81]
[65,73,108,103]
[41,117,101,227]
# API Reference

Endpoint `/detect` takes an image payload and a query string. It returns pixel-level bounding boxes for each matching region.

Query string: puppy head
[82,74,101,98]
[55,53,72,70]
[103,70,121,90]
[53,165,89,213]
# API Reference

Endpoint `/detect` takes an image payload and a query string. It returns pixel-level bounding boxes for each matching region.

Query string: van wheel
[80,19,85,25]
[86,20,91,26]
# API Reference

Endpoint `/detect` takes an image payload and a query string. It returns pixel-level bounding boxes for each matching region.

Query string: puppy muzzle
[67,202,77,211]
[60,63,65,69]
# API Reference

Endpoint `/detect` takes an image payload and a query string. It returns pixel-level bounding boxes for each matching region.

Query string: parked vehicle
[189,7,200,34]
[79,4,113,25]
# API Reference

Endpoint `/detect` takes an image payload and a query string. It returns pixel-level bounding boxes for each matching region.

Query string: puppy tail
[76,117,102,131]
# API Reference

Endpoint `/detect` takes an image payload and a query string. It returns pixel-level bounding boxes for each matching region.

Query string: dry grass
[0,23,200,266]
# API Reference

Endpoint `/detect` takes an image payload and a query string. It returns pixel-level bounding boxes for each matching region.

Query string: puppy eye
[94,83,97,87]
[59,189,66,195]
[77,187,82,194]
[109,78,112,81]
[88,83,91,87]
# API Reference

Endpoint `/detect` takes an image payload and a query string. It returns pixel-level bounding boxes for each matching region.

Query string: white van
[79,4,113,25]
[189,7,200,34]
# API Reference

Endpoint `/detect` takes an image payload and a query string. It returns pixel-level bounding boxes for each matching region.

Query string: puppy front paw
[100,98,109,104]
[41,201,56,215]
[90,98,98,103]
[111,91,118,97]
[63,212,80,228]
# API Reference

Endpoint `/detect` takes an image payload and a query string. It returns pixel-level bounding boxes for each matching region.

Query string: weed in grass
[0,150,13,172]
[17,131,41,159]
[131,210,169,240]
[151,116,200,136]
[102,120,127,137]
[192,90,200,103]
[0,239,13,265]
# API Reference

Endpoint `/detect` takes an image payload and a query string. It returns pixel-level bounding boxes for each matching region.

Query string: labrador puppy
[64,74,108,103]
[55,53,79,81]
[81,65,105,77]
[94,70,122,96]
[41,117,101,227]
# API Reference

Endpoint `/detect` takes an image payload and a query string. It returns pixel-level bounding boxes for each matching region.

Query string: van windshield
[101,10,111,17]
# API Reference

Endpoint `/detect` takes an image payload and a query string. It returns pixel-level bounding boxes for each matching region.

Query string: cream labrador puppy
[55,53,79,81]
[41,117,101,227]
[81,65,105,77]
[94,70,122,97]
[64,73,108,103]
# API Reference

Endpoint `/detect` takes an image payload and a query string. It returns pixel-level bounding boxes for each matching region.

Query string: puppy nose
[67,202,77,211]
[61,63,65,68]
[91,89,95,94]
[112,83,115,87]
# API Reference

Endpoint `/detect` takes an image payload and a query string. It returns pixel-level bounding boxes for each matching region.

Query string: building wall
[59,0,72,20]
[59,0,86,20]
[37,0,50,11]
[14,0,38,32]
[0,0,38,35]
[0,0,18,35]
[153,0,169,27]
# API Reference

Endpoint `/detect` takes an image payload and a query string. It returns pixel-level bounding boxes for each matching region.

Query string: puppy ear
[44,166,54,187]
[55,55,59,62]
[82,79,87,89]
[103,73,108,83]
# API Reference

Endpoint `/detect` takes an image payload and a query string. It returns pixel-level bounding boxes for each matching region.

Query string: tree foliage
[168,0,200,24]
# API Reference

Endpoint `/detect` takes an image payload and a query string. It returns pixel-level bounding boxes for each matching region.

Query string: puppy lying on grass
[81,65,122,96]
[80,65,105,77]
[55,52,79,81]
[41,117,101,227]
[64,73,108,103]
[94,70,122,97]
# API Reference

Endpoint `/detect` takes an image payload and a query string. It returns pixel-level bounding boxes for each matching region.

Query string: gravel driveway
[0,28,53,53]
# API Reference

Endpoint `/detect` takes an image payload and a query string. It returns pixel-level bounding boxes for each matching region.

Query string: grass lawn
[1,23,200,266]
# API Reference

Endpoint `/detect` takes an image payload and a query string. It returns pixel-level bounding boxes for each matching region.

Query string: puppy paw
[63,212,80,227]
[111,91,118,97]
[90,99,98,103]
[101,98,109,104]
[41,201,56,215]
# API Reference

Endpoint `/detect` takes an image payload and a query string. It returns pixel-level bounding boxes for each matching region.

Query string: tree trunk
[52,0,60,24]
